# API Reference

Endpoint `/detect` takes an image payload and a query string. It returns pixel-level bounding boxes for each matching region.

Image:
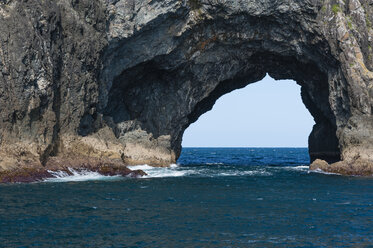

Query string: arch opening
[181,75,315,149]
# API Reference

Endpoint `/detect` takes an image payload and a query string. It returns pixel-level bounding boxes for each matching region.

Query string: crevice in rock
[40,12,63,166]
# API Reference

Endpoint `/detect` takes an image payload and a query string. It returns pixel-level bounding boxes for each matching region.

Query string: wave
[128,164,272,178]
[281,165,309,171]
[45,168,121,183]
[218,170,272,176]
[128,164,192,178]
[43,164,311,182]
[309,168,341,175]
[126,164,154,171]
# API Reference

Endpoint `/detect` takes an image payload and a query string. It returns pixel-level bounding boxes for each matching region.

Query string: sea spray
[45,168,121,182]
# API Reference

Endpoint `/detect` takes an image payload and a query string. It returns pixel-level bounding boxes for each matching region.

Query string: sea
[1,148,372,247]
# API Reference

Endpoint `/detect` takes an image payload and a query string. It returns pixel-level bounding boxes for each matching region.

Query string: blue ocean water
[1,148,372,247]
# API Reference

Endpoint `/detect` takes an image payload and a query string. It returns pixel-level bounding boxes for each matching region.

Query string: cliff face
[0,0,372,175]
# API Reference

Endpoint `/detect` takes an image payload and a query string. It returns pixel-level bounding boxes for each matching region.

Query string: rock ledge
[310,159,373,176]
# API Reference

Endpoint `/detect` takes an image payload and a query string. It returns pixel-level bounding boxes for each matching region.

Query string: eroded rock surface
[310,158,373,176]
[0,0,372,177]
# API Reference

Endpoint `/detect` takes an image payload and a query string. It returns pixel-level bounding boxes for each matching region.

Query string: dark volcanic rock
[0,168,53,183]
[96,165,147,178]
[0,0,373,176]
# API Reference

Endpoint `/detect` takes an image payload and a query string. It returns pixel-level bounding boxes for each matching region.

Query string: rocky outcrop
[310,158,373,176]
[0,0,372,177]
[0,162,146,183]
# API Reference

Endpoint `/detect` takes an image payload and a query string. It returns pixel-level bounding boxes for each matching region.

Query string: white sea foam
[45,168,120,182]
[170,164,179,168]
[45,164,276,182]
[143,169,190,178]
[281,165,309,172]
[310,168,341,175]
[127,164,192,178]
[218,170,272,176]
[294,165,309,169]
[128,164,273,178]
[127,164,154,171]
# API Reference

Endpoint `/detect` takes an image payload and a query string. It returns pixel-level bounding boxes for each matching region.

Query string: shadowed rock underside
[0,0,372,180]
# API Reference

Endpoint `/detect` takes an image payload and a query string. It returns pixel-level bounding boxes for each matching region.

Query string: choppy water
[1,148,372,247]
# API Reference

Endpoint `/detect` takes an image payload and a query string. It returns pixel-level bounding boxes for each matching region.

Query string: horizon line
[182,146,308,148]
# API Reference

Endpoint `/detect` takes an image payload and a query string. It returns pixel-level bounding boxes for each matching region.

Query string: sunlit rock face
[0,0,372,175]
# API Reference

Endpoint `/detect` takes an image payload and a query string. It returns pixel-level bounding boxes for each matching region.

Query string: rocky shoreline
[2,158,373,183]
[0,158,146,183]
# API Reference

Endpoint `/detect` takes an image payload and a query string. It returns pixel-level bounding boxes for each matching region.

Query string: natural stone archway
[0,0,372,176]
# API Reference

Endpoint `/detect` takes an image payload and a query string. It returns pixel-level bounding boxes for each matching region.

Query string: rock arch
[0,0,372,175]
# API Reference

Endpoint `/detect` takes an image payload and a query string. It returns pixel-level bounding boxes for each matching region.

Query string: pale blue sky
[182,75,315,147]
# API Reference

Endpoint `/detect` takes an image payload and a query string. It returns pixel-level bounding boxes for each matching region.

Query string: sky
[181,75,315,148]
